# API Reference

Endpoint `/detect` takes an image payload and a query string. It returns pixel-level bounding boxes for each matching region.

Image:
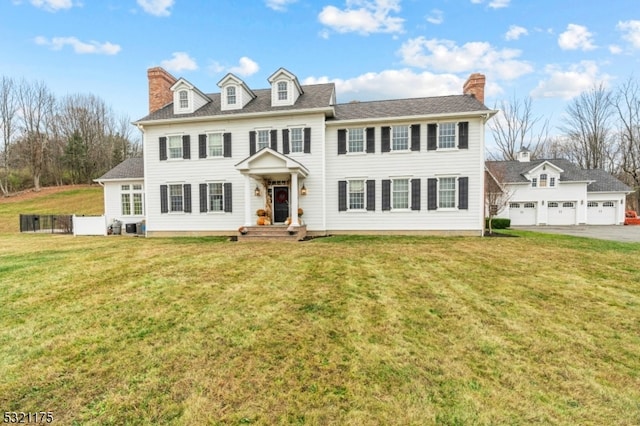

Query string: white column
[244,175,252,226]
[290,172,299,226]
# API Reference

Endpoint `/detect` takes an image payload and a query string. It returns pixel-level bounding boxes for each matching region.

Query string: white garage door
[509,202,537,225]
[587,201,617,225]
[548,201,576,225]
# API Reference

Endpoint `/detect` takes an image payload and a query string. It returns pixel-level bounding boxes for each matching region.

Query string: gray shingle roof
[486,159,631,192]
[96,157,144,181]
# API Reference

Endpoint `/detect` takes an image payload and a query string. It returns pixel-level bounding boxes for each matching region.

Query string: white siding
[102,179,145,227]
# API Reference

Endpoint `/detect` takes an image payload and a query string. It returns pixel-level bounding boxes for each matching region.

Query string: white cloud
[229,57,260,77]
[265,0,297,11]
[617,20,640,49]
[505,25,527,41]
[558,24,596,51]
[318,0,404,35]
[530,61,611,100]
[470,0,511,8]
[609,44,623,55]
[34,36,121,55]
[29,0,74,11]
[161,52,198,72]
[426,9,443,25]
[137,0,173,17]
[398,37,533,80]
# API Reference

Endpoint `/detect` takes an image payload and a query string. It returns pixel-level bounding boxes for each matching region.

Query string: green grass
[1,188,640,425]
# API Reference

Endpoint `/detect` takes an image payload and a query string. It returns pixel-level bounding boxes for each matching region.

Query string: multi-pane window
[208,183,224,212]
[531,178,537,188]
[587,201,598,207]
[348,180,365,210]
[603,201,615,207]
[278,82,288,100]
[179,90,189,109]
[169,184,184,212]
[392,126,409,151]
[257,130,270,150]
[348,128,364,153]
[540,174,548,187]
[438,177,456,208]
[121,184,144,216]
[208,133,223,157]
[291,128,303,153]
[168,135,183,159]
[550,177,556,187]
[227,86,236,105]
[439,123,456,148]
[392,179,409,209]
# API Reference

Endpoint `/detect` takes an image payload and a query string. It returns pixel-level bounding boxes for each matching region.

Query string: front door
[273,186,289,223]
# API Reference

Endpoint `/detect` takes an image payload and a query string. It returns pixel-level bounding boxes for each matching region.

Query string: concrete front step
[237,225,307,242]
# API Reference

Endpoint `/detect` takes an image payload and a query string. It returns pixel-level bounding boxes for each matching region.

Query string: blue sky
[1,0,639,139]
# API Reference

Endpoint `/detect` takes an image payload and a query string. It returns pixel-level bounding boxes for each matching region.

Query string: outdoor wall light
[254,185,261,196]
[300,184,307,196]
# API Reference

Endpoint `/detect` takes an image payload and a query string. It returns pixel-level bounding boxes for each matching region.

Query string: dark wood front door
[273,186,289,223]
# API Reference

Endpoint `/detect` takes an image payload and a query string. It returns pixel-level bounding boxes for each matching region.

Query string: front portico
[235,148,309,227]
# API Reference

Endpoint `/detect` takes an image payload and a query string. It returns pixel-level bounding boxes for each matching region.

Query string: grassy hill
[1,187,640,425]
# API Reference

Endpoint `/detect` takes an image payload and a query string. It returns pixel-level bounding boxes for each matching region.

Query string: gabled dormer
[217,73,256,111]
[170,78,210,115]
[524,161,564,189]
[268,68,303,107]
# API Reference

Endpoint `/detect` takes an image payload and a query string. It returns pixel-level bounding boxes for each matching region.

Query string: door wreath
[276,189,288,203]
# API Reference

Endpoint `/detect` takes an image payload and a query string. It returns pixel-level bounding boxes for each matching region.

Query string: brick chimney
[147,67,177,113]
[463,73,486,105]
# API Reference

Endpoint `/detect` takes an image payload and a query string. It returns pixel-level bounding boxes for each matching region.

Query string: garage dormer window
[178,90,189,109]
[540,174,548,187]
[227,86,236,105]
[277,81,288,101]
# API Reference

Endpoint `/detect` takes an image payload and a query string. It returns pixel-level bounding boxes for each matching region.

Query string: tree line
[489,76,640,211]
[0,76,140,196]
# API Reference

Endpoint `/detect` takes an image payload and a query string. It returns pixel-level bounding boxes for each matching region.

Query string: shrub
[485,217,511,229]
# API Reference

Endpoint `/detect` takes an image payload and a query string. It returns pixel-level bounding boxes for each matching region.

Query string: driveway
[513,225,640,243]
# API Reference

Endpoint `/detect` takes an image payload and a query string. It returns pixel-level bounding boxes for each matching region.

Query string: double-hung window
[278,82,288,100]
[227,86,236,105]
[208,183,224,212]
[531,178,537,188]
[257,130,270,150]
[348,128,364,153]
[121,185,131,215]
[179,90,189,109]
[392,179,409,209]
[438,177,456,208]
[168,135,183,159]
[348,180,365,210]
[290,128,304,153]
[540,174,548,187]
[169,184,184,212]
[438,123,456,149]
[392,126,409,151]
[208,133,223,157]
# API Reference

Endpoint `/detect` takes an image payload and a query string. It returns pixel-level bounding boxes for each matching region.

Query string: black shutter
[382,179,391,211]
[224,182,232,213]
[338,181,347,211]
[182,135,191,159]
[270,129,278,151]
[249,131,256,155]
[304,127,311,153]
[282,129,290,154]
[337,129,347,155]
[198,134,207,158]
[381,127,390,153]
[160,185,168,213]
[183,184,192,213]
[223,133,232,157]
[411,178,421,211]
[427,124,437,151]
[458,122,469,149]
[411,124,421,151]
[458,177,468,210]
[366,127,375,153]
[366,180,375,211]
[159,137,167,161]
[427,178,437,210]
[199,183,208,213]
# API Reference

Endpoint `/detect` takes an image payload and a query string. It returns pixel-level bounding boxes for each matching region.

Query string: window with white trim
[603,201,615,207]
[291,128,303,153]
[208,183,224,212]
[178,90,189,109]
[227,86,236,105]
[510,202,520,208]
[348,180,365,210]
[550,177,556,187]
[348,128,364,153]
[438,122,456,149]
[438,177,456,208]
[168,135,183,159]
[587,201,598,207]
[257,130,270,150]
[540,174,548,187]
[169,184,184,212]
[392,126,409,151]
[208,133,223,157]
[392,179,409,209]
[531,178,537,188]
[563,202,574,208]
[277,81,288,100]
[524,202,535,208]
[548,202,559,207]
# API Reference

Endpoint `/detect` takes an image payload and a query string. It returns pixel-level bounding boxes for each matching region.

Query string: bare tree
[489,95,550,160]
[0,76,18,196]
[485,162,514,235]
[559,83,617,172]
[613,76,640,210]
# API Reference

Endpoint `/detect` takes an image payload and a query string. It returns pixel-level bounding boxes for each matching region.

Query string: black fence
[20,214,73,234]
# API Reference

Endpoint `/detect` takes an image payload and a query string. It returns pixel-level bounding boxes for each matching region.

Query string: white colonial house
[96,67,497,237]
[487,149,632,226]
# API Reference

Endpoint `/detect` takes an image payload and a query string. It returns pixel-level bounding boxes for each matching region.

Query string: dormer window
[227,86,236,105]
[277,81,288,101]
[178,90,189,109]
[540,173,548,187]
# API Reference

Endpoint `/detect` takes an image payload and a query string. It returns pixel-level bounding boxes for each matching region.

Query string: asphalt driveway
[513,225,640,243]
